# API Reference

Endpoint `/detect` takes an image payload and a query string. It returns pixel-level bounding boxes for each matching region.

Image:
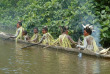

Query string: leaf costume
[77,35,99,52]
[54,34,75,48]
[30,33,41,43]
[15,27,24,41]
[39,33,54,45]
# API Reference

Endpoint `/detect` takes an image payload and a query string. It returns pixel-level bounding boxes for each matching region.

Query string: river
[0,28,110,74]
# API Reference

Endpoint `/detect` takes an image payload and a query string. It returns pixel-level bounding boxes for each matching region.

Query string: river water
[0,28,110,74]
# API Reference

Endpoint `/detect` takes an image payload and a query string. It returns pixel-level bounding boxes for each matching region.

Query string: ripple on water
[0,38,110,74]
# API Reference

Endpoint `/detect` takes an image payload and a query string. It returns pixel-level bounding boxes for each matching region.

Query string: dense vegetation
[0,0,110,47]
[95,0,110,47]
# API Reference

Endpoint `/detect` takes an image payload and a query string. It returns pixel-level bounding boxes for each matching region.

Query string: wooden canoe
[0,31,110,59]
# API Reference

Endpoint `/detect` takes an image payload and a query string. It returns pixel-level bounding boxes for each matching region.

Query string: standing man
[10,21,24,41]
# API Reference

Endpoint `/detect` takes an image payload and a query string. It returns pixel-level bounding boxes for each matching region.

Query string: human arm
[10,29,20,38]
[68,35,77,44]
[37,35,45,44]
[30,34,38,42]
[53,38,59,45]
[77,37,87,49]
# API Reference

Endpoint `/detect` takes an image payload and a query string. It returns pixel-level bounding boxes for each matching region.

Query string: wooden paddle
[21,43,40,49]
[43,45,50,49]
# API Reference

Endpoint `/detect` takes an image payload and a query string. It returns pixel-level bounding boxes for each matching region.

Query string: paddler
[22,30,29,41]
[10,21,24,41]
[29,27,41,43]
[77,24,99,53]
[53,26,76,48]
[38,27,54,45]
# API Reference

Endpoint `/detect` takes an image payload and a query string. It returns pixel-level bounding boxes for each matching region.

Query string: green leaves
[105,6,110,11]
[101,10,105,14]
[101,27,108,32]
[0,0,110,47]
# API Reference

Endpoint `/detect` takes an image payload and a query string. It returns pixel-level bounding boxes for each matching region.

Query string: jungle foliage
[0,0,110,47]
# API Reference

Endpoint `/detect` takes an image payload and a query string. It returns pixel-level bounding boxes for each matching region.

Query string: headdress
[82,24,95,32]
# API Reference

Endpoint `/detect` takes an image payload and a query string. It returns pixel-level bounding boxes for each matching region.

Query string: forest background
[0,0,110,47]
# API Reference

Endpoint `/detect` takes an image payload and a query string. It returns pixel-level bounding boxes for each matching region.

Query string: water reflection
[0,39,110,74]
[80,58,100,74]
[93,60,100,74]
[15,42,24,74]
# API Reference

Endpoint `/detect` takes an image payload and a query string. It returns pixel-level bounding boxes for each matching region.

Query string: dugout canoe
[0,31,110,59]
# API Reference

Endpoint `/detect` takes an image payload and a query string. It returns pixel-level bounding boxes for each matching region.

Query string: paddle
[43,45,50,49]
[77,38,82,57]
[21,43,40,49]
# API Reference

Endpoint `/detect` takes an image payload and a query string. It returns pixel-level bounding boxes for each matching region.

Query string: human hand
[76,45,80,48]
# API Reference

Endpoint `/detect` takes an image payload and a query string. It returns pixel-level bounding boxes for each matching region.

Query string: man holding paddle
[10,21,24,41]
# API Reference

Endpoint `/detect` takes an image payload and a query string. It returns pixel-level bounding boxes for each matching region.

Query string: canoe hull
[0,32,110,59]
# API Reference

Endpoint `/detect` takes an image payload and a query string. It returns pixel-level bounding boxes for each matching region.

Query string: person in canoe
[22,30,29,41]
[10,21,24,41]
[38,27,54,45]
[77,24,99,53]
[53,26,76,48]
[29,27,41,43]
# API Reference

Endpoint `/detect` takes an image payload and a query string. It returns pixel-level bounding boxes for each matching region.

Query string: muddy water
[0,28,110,74]
[0,39,110,74]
